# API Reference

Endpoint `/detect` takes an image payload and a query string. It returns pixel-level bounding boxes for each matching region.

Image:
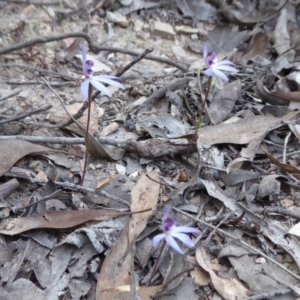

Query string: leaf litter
[1,0,300,299]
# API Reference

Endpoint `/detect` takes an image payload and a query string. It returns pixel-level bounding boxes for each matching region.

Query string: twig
[173,207,300,281]
[0,90,22,102]
[3,0,61,5]
[0,32,188,72]
[283,132,292,164]
[4,80,70,87]
[0,104,52,125]
[15,190,63,212]
[0,135,85,144]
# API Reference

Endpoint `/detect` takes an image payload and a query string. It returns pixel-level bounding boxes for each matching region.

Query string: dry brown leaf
[96,222,131,298]
[241,31,268,63]
[262,145,300,176]
[128,170,160,248]
[0,140,66,177]
[196,248,248,300]
[197,111,299,146]
[0,209,147,235]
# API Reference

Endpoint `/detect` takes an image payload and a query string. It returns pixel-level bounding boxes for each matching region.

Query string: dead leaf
[262,145,300,176]
[128,170,160,249]
[0,209,148,235]
[0,140,66,177]
[208,80,241,124]
[197,111,299,146]
[196,247,248,300]
[96,222,131,298]
[241,31,269,63]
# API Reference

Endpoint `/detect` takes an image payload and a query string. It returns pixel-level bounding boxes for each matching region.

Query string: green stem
[148,239,166,286]
[80,84,93,186]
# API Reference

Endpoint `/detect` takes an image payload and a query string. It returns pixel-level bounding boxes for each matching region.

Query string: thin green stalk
[148,239,166,286]
[80,83,93,186]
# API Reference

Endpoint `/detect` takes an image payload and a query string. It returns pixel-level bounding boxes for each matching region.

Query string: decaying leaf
[128,170,160,249]
[196,247,248,300]
[0,140,70,177]
[0,209,149,235]
[262,145,300,176]
[197,111,299,146]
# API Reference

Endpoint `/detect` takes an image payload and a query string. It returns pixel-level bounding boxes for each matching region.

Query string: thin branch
[0,32,188,72]
[0,104,52,125]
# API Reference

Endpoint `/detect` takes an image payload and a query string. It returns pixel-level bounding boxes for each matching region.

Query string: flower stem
[80,83,93,186]
[148,239,166,286]
[186,76,212,163]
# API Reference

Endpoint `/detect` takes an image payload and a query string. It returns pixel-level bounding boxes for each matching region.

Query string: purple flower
[203,42,238,82]
[152,206,200,254]
[80,45,125,99]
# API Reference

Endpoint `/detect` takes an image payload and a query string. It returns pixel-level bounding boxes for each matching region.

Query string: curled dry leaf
[196,247,248,300]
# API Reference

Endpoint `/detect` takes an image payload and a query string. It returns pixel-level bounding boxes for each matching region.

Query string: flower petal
[97,75,120,79]
[214,65,238,73]
[171,232,195,247]
[165,235,184,254]
[162,206,171,222]
[81,45,87,73]
[172,226,200,234]
[152,233,166,246]
[214,60,236,66]
[203,69,214,77]
[211,68,229,81]
[80,80,89,100]
[93,76,125,89]
[202,42,207,58]
[90,78,112,97]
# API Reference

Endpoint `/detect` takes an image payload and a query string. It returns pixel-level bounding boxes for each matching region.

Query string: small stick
[0,104,52,125]
[0,90,22,102]
[283,131,292,164]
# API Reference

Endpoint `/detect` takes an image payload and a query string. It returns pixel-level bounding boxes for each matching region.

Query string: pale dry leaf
[0,140,64,177]
[96,222,131,297]
[196,247,248,300]
[197,111,299,146]
[128,170,160,248]
[289,222,300,237]
[0,209,139,235]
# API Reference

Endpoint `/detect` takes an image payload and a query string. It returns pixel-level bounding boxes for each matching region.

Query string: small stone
[191,34,198,40]
[153,21,175,40]
[106,11,128,28]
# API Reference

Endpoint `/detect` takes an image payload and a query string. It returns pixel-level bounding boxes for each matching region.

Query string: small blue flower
[152,206,200,254]
[203,42,238,82]
[80,46,125,99]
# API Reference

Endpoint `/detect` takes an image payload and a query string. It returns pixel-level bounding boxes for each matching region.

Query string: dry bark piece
[0,178,20,200]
